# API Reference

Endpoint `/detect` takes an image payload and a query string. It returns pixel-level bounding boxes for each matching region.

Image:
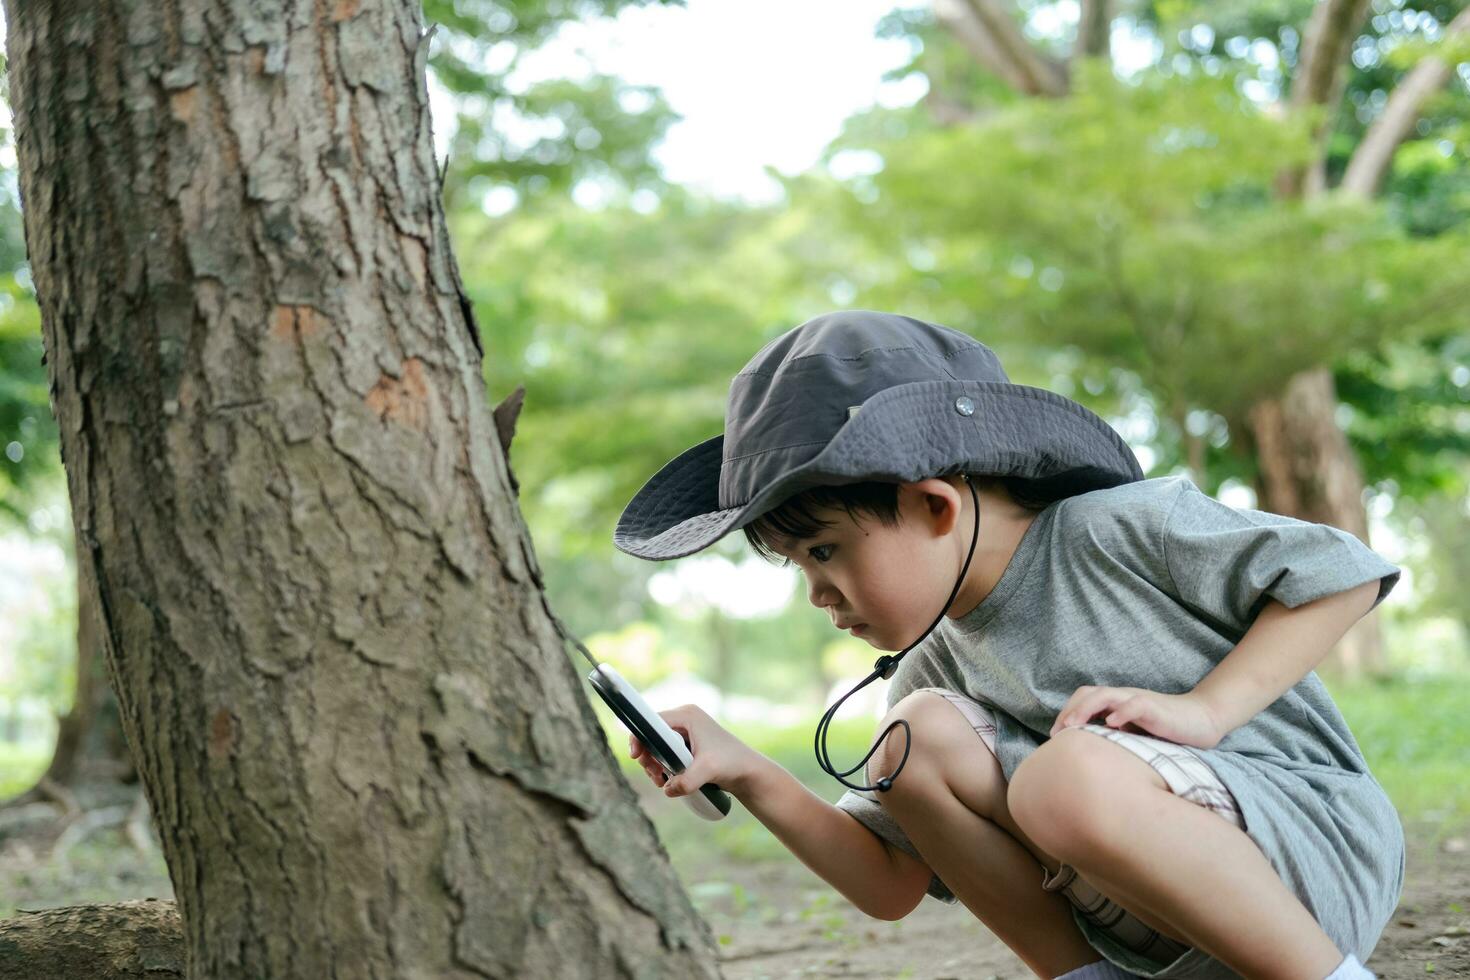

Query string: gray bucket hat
[613,310,1144,561]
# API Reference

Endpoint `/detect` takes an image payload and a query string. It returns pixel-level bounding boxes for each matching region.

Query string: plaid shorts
[913,687,1246,967]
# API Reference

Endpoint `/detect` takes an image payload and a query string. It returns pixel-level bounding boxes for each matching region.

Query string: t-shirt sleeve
[1161,480,1401,634]
[833,788,958,904]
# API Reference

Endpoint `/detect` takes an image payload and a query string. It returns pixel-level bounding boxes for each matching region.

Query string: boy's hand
[627,704,763,799]
[1049,686,1226,749]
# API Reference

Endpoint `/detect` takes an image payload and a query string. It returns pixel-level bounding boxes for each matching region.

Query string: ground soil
[650,793,1470,979]
[1,797,1464,978]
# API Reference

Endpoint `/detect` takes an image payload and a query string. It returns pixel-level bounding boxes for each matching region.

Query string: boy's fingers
[665,769,698,796]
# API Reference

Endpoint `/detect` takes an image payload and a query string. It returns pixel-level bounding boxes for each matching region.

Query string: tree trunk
[34,533,134,789]
[1246,368,1385,679]
[2,1,721,977]
[0,900,183,980]
[1254,0,1391,678]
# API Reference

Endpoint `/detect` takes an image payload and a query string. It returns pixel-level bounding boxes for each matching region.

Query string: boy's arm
[735,754,934,921]
[1190,579,1382,735]
[1053,579,1383,744]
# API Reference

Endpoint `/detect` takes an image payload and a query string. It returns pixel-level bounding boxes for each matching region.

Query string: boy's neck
[946,489,1039,621]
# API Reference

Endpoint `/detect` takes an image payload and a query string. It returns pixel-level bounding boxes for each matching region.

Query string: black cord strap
[814,476,981,793]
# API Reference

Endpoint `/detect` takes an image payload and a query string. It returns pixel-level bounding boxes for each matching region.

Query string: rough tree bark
[1,1,721,977]
[0,901,183,980]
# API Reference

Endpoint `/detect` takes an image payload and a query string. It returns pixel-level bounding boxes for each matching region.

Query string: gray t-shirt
[833,475,1404,978]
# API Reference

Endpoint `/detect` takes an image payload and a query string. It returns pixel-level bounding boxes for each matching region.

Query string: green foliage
[451,184,861,561]
[0,525,77,750]
[610,712,879,866]
[582,620,693,689]
[1380,461,1470,650]
[817,60,1470,493]
[1383,119,1470,236]
[420,0,685,212]
[0,264,58,524]
[1337,335,1470,502]
[875,5,1024,115]
[4,565,78,713]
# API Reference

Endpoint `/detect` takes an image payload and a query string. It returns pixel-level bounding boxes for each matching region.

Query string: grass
[605,673,1470,866]
[1,674,1461,887]
[605,712,878,867]
[0,743,48,799]
[1328,674,1470,836]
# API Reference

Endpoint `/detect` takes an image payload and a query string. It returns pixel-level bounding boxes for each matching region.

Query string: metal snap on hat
[613,309,1144,561]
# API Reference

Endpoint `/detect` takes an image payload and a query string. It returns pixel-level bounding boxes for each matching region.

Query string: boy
[614,311,1403,980]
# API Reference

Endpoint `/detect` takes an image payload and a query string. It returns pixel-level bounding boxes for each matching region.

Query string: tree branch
[1278,0,1373,198]
[1076,0,1111,62]
[1292,0,1373,110]
[1340,6,1470,197]
[935,0,1070,97]
[933,0,1035,93]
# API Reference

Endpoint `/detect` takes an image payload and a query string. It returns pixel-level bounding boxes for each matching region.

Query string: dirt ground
[0,800,1464,978]
[654,799,1470,979]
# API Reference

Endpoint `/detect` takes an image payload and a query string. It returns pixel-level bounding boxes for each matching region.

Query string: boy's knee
[866,691,952,791]
[1008,728,1122,856]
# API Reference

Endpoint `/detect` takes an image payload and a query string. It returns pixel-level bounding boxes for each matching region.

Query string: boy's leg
[871,692,1103,977]
[1008,728,1345,980]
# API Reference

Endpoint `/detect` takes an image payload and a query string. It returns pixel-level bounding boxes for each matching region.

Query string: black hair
[742,473,1057,567]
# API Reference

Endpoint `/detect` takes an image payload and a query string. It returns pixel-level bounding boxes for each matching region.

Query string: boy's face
[769,478,973,652]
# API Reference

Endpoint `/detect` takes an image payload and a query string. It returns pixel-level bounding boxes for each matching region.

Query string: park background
[0,0,1467,975]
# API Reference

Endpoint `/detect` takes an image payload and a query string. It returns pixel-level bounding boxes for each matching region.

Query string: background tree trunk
[4,525,142,856]
[2,1,721,976]
[1256,0,1394,679]
[21,532,136,797]
[1246,368,1382,678]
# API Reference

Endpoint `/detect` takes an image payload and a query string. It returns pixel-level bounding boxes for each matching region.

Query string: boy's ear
[905,478,965,535]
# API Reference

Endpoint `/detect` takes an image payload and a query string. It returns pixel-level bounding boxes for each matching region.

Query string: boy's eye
[808,544,835,563]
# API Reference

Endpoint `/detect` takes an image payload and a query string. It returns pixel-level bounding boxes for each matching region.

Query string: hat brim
[613,381,1143,561]
[613,434,750,561]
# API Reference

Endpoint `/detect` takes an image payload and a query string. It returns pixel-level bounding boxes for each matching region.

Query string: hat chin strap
[814,474,981,793]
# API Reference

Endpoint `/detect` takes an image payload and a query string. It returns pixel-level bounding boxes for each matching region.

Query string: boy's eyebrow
[768,532,809,555]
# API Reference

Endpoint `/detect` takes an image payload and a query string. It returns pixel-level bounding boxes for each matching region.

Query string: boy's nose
[809,584,839,612]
